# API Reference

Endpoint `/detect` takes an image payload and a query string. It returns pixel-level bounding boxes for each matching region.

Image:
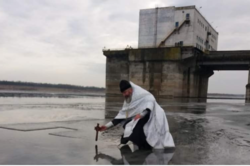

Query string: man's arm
[98,109,150,131]
[98,118,125,131]
[111,119,125,126]
[134,108,150,120]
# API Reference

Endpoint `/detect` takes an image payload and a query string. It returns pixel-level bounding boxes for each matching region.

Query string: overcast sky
[0,0,249,94]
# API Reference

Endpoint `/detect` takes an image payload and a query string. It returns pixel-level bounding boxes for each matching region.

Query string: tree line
[0,80,105,91]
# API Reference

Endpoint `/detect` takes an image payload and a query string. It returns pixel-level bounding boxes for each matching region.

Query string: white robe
[115,82,175,149]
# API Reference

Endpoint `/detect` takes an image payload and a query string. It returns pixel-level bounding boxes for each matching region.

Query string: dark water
[0,94,249,164]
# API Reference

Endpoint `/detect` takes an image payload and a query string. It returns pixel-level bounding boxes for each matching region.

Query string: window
[175,22,179,28]
[186,13,190,20]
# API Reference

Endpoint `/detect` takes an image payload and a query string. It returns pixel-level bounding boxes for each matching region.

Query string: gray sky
[0,0,249,94]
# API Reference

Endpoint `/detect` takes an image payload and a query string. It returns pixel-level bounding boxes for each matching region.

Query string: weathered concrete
[197,50,250,70]
[103,46,213,118]
[104,48,250,117]
[103,5,250,118]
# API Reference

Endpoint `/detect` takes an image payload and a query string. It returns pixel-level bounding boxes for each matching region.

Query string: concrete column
[197,68,214,98]
[104,52,129,118]
[188,67,213,98]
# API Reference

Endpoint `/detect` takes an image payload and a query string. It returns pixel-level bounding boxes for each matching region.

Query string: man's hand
[134,114,141,120]
[98,125,107,131]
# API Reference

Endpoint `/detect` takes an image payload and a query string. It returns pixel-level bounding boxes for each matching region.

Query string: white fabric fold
[104,121,114,129]
[115,82,175,149]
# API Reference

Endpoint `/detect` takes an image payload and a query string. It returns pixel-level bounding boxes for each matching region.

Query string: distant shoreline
[0,81,105,93]
[208,93,245,97]
[0,91,105,98]
[0,81,245,99]
[0,90,245,99]
[207,93,245,100]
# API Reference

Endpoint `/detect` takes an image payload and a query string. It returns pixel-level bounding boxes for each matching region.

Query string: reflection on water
[102,97,250,164]
[94,145,174,165]
[0,96,105,124]
[0,93,250,164]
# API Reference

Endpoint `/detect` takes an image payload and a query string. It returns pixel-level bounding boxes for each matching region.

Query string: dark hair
[119,80,132,92]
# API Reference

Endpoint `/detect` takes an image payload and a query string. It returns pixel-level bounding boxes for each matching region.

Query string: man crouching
[96,80,175,149]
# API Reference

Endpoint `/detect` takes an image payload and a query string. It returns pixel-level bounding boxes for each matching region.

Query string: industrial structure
[138,6,218,51]
[103,5,250,118]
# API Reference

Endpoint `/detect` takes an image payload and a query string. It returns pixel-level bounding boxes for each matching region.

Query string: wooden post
[94,123,100,141]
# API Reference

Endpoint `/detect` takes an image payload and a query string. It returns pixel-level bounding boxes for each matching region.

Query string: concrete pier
[103,46,213,118]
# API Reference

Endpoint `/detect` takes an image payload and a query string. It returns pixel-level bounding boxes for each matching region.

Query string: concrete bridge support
[104,47,213,118]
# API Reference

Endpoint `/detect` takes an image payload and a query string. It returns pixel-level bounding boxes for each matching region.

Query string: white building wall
[155,7,175,47]
[138,6,219,51]
[138,7,176,48]
[193,10,218,51]
[194,11,206,51]
[165,9,195,47]
[138,9,157,48]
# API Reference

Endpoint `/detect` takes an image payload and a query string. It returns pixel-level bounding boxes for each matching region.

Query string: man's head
[119,80,133,101]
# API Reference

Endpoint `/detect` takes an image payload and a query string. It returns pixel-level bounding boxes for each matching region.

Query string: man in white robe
[97,80,175,149]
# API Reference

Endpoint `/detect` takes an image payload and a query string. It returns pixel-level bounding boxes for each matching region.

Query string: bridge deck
[198,50,250,70]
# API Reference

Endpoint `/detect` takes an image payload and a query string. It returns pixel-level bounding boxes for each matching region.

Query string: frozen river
[0,95,250,164]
